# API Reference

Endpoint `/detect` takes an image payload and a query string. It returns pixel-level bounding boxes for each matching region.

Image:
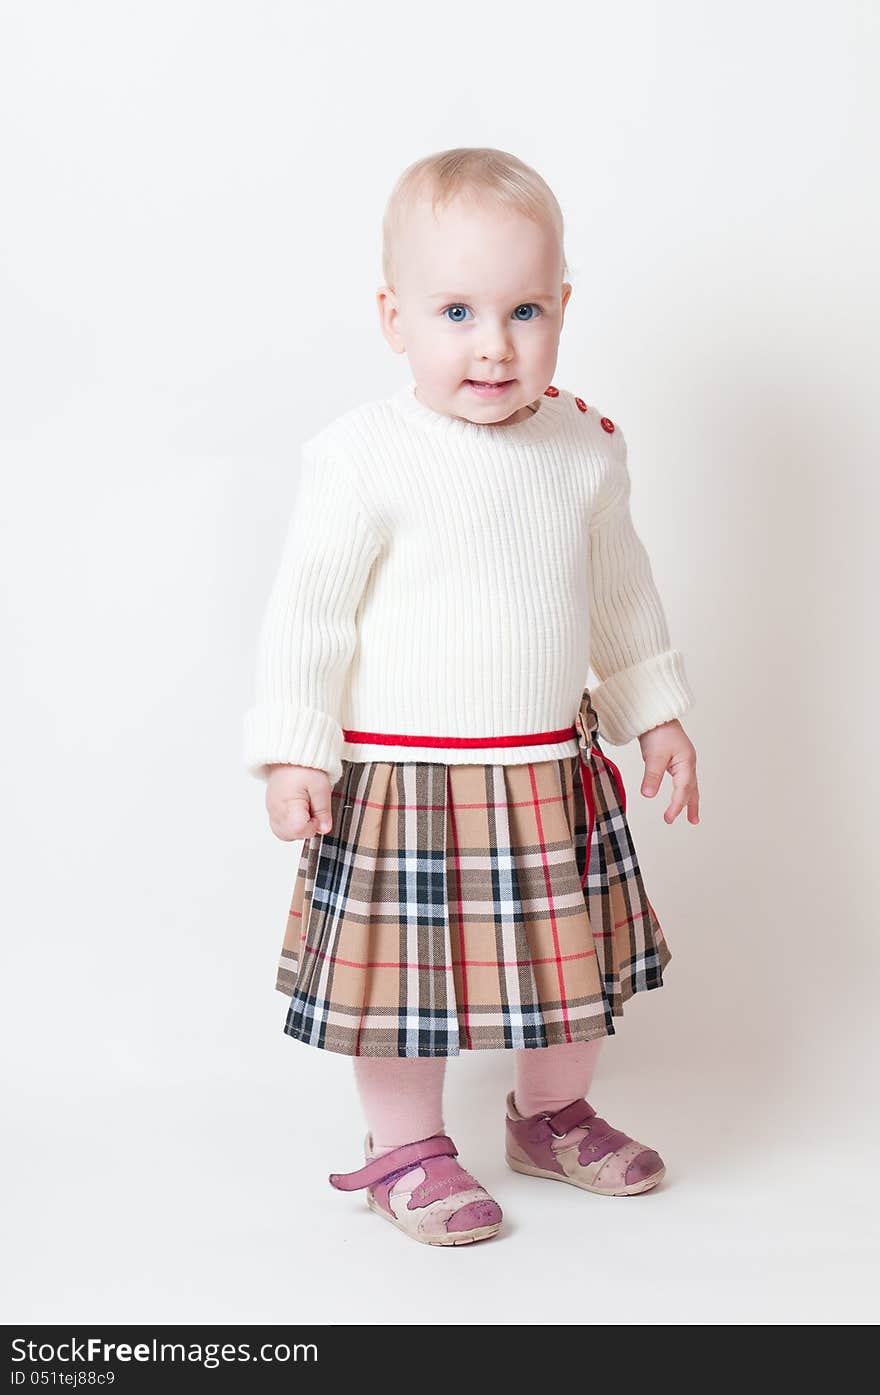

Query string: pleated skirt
[273,700,672,1058]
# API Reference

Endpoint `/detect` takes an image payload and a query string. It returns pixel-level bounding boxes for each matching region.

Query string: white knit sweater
[243,381,695,785]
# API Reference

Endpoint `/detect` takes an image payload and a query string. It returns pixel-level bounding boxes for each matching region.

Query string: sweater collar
[389,380,568,445]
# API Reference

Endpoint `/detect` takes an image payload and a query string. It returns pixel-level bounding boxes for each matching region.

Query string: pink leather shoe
[505,1091,665,1196]
[329,1132,503,1246]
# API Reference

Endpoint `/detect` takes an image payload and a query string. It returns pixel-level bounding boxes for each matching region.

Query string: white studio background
[2,0,877,1326]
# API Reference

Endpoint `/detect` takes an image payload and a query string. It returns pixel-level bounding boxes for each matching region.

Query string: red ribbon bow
[575,688,627,890]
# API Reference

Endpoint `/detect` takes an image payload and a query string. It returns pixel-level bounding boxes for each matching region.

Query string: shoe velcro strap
[328,1134,458,1192]
[548,1099,597,1136]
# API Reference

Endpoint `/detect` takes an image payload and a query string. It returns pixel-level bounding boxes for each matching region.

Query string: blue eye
[441,302,543,323]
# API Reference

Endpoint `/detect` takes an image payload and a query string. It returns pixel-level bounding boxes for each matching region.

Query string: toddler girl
[243,147,700,1246]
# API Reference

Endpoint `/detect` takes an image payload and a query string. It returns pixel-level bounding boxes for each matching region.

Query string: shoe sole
[505,1153,665,1196]
[366,1192,502,1245]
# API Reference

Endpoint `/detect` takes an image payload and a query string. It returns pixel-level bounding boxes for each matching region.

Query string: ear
[376,285,406,355]
[560,281,573,322]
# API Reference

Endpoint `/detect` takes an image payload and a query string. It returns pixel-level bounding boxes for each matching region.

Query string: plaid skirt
[273,689,672,1057]
[271,686,672,1054]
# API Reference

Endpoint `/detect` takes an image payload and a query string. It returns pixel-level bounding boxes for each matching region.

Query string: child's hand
[637,720,700,825]
[265,764,334,842]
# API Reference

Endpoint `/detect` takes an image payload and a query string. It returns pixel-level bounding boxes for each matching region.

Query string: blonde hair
[381,146,568,287]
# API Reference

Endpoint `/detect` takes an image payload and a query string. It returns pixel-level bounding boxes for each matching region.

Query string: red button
[575,397,587,412]
[600,416,615,433]
[544,385,560,397]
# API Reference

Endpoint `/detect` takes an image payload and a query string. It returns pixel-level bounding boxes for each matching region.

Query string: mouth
[464,379,515,397]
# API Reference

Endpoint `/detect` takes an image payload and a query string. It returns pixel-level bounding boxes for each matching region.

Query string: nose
[477,321,514,365]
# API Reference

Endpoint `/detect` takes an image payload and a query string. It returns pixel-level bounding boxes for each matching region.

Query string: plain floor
[5,1037,877,1326]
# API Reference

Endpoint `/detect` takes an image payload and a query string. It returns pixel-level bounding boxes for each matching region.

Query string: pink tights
[353,1040,604,1154]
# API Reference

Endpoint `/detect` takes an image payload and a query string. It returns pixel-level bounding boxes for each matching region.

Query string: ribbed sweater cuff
[243,704,343,784]
[589,650,695,746]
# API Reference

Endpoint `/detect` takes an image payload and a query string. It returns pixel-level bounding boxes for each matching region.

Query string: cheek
[524,323,561,370]
[413,326,465,374]
[534,318,561,349]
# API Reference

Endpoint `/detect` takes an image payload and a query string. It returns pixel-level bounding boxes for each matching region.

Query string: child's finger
[664,770,695,824]
[268,793,313,841]
[641,761,667,797]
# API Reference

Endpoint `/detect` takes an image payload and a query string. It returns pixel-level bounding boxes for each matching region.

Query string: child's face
[378,194,572,427]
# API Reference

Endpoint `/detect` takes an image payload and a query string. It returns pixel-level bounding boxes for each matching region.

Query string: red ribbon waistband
[340,723,577,748]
